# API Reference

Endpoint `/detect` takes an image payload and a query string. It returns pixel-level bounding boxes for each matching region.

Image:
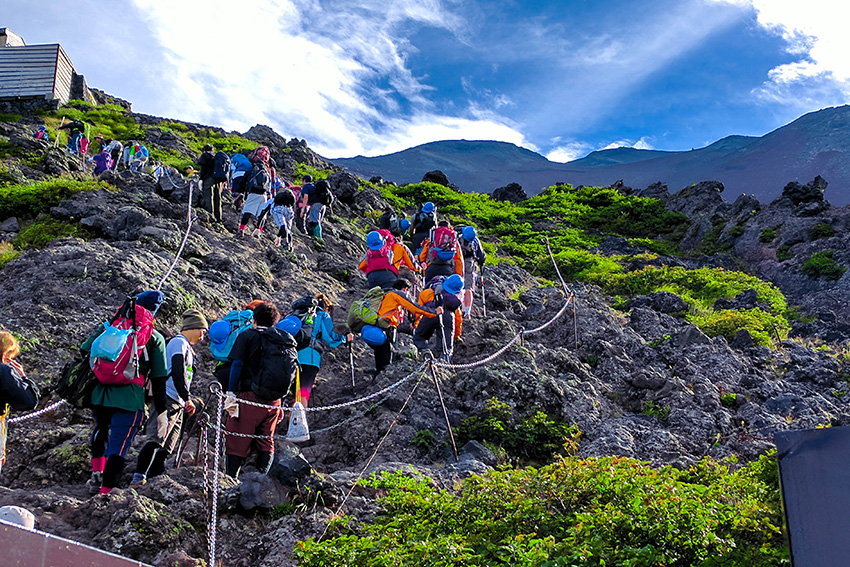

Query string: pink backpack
[429,226,457,262]
[90,299,154,386]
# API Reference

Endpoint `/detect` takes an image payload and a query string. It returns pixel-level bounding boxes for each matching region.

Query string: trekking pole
[54,117,65,149]
[427,356,458,462]
[479,272,486,318]
[349,341,355,388]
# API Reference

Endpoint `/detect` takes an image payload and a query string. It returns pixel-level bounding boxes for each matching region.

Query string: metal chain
[7,400,66,424]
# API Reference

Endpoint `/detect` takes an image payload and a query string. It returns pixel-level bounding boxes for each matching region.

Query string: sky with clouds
[4,0,848,161]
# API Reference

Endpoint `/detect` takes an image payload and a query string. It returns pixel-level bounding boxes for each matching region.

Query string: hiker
[31,125,49,142]
[418,221,464,285]
[230,152,253,199]
[297,175,315,233]
[458,226,487,317]
[197,144,222,221]
[306,179,333,240]
[238,158,271,237]
[105,139,123,170]
[350,279,442,377]
[92,150,113,175]
[378,206,403,239]
[59,119,85,153]
[207,149,231,220]
[278,294,352,407]
[0,331,40,478]
[410,202,437,253]
[224,301,297,478]
[132,309,208,486]
[268,189,296,249]
[210,300,261,391]
[83,291,168,494]
[130,143,149,172]
[413,274,464,361]
[358,230,418,289]
[93,134,107,153]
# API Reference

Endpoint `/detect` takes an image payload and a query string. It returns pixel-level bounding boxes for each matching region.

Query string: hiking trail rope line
[156,177,197,291]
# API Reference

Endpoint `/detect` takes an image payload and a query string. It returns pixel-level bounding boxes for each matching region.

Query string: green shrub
[0,242,19,268]
[0,113,23,122]
[0,178,111,220]
[811,222,835,240]
[802,250,846,280]
[12,218,91,249]
[456,398,580,464]
[776,244,791,262]
[295,453,786,567]
[759,227,778,243]
[690,308,789,346]
[642,400,670,420]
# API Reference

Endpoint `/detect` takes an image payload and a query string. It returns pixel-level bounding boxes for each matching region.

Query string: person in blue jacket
[287,294,352,407]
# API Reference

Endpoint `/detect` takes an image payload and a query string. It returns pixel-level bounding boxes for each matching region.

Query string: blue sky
[4,0,848,160]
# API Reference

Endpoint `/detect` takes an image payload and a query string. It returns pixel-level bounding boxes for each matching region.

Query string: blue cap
[135,290,165,315]
[443,274,464,295]
[276,315,302,336]
[400,218,411,233]
[208,320,231,345]
[366,230,385,251]
[462,226,477,242]
[361,324,387,347]
[422,202,435,214]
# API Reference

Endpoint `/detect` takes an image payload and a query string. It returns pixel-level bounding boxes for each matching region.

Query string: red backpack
[366,229,396,273]
[429,226,457,263]
[90,298,155,386]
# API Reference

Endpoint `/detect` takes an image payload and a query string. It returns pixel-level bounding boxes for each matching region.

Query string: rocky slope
[1,113,849,565]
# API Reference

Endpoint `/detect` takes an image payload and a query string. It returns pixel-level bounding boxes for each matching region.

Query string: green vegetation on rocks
[0,178,111,220]
[802,250,846,280]
[295,453,785,567]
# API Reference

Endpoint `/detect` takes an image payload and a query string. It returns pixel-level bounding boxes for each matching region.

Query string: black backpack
[313,180,334,206]
[380,209,401,235]
[55,354,96,409]
[212,152,231,182]
[428,276,463,311]
[414,210,436,234]
[251,327,298,401]
[244,163,270,194]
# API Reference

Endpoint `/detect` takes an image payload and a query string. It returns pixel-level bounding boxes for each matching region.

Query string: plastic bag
[89,322,131,362]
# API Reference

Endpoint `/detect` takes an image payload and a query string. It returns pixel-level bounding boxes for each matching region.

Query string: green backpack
[347,287,390,333]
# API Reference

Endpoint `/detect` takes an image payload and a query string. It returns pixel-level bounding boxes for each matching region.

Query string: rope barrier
[156,178,197,291]
[6,400,66,424]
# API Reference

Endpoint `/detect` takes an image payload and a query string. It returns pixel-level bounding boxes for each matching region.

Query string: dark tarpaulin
[775,427,850,567]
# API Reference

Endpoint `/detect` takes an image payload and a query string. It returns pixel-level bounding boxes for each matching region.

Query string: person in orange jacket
[418,221,464,285]
[413,274,464,361]
[359,230,420,289]
[366,278,442,376]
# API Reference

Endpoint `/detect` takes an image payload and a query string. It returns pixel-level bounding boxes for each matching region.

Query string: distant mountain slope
[330,105,850,206]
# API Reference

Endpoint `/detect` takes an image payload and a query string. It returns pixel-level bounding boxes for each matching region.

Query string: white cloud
[545,141,594,163]
[709,0,850,103]
[602,137,655,151]
[125,0,525,157]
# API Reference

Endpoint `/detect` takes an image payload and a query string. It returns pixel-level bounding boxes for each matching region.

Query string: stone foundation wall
[0,97,61,116]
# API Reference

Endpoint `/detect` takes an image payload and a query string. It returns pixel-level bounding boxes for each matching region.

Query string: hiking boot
[86,471,103,495]
[130,473,147,488]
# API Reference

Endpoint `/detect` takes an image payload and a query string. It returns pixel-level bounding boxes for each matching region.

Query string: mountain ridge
[331,105,850,205]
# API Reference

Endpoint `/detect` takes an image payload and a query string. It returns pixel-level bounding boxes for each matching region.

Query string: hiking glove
[224,392,239,418]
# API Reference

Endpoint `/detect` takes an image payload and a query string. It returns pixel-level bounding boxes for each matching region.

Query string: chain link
[6,400,67,424]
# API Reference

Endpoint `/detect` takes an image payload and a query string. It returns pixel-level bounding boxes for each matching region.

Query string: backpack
[290,297,323,352]
[209,310,254,362]
[365,229,396,273]
[213,152,231,182]
[313,180,333,206]
[89,298,155,386]
[429,226,457,263]
[413,209,436,234]
[427,276,463,311]
[34,130,46,140]
[251,327,298,400]
[347,286,390,333]
[244,162,270,194]
[56,354,97,409]
[380,209,401,235]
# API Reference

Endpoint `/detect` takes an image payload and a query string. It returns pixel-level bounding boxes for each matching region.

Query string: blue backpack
[209,310,254,361]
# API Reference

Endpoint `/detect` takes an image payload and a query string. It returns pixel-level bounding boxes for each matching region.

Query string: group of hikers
[194,143,334,246]
[32,119,150,174]
[1,136,490,493]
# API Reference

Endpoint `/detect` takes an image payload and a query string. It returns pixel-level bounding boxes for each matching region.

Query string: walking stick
[479,271,486,318]
[428,357,458,462]
[349,341,355,388]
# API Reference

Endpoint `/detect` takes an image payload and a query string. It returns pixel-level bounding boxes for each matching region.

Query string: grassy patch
[295,452,786,567]
[0,242,19,268]
[12,218,91,249]
[0,178,111,220]
[802,250,846,280]
[456,398,581,464]
[759,227,778,243]
[811,222,835,240]
[0,113,23,122]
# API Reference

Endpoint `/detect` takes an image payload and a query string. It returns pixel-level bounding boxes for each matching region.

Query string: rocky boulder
[491,182,527,203]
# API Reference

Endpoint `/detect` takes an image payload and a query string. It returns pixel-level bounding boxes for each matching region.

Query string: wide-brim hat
[443,274,464,295]
[367,231,385,251]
